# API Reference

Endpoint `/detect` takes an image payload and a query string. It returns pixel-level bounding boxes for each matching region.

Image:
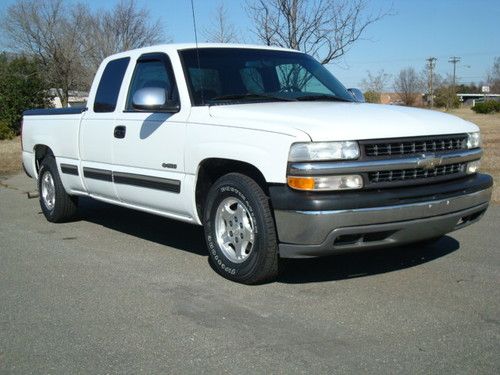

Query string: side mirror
[348,88,365,103]
[132,87,180,112]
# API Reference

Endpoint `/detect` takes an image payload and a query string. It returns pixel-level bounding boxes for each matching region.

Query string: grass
[0,137,22,176]
[446,108,500,203]
[0,107,498,201]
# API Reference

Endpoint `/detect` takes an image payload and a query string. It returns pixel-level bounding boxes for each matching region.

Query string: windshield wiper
[296,94,352,102]
[209,93,296,102]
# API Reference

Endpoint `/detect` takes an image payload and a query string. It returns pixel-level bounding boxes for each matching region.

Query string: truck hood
[208,102,478,141]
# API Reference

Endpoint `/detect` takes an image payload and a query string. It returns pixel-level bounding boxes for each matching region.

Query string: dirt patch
[446,108,500,203]
[0,137,21,175]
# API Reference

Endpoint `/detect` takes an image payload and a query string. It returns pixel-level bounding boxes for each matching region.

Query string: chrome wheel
[215,197,255,263]
[41,171,56,210]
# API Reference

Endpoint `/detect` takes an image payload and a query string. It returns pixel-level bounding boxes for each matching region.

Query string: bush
[0,120,15,140]
[434,86,460,109]
[364,90,381,103]
[472,100,500,114]
[0,54,52,136]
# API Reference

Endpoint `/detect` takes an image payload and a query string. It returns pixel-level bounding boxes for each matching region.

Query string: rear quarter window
[93,57,130,113]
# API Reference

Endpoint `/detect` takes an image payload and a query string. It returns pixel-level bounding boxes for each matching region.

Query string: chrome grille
[368,163,466,184]
[364,135,467,157]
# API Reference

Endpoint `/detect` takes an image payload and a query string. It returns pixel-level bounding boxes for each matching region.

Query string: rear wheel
[203,173,278,284]
[38,156,78,222]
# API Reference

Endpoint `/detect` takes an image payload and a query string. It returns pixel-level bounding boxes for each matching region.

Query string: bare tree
[360,69,390,102]
[246,0,391,65]
[204,1,239,43]
[1,0,88,107]
[82,0,166,77]
[1,0,166,105]
[393,67,422,106]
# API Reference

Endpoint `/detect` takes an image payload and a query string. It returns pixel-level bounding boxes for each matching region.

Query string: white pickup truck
[22,44,492,283]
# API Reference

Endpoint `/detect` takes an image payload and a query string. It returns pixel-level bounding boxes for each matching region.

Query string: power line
[334,51,499,66]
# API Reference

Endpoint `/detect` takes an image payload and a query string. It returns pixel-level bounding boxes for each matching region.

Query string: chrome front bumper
[275,187,492,258]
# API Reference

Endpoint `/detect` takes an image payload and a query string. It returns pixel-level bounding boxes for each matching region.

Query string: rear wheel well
[34,145,53,174]
[195,158,269,221]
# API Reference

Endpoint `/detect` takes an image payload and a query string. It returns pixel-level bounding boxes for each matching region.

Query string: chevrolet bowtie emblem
[417,153,443,170]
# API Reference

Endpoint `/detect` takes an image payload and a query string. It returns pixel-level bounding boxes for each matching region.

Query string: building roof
[456,93,500,97]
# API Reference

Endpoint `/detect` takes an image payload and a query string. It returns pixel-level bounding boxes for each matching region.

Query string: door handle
[114,126,126,139]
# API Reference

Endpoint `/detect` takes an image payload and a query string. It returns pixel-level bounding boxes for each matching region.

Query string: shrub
[472,100,500,114]
[434,86,460,109]
[364,90,381,103]
[0,120,15,140]
[0,54,52,136]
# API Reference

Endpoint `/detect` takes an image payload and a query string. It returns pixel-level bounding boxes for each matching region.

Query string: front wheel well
[195,158,269,221]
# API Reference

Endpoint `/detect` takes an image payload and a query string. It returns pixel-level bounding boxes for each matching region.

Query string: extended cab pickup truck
[22,44,493,283]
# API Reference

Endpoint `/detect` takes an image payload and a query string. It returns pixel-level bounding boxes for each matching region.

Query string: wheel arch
[33,144,54,176]
[195,158,269,222]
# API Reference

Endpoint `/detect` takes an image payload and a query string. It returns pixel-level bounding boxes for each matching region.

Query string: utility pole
[426,57,437,107]
[448,56,461,89]
[448,56,461,109]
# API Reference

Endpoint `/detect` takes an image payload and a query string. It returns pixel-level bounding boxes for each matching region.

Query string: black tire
[38,156,78,222]
[203,173,278,284]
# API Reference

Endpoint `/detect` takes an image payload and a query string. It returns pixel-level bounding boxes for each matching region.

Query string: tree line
[0,0,390,139]
[360,57,500,108]
[0,0,164,138]
[2,0,497,139]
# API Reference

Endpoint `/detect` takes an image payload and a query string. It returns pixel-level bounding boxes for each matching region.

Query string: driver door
[111,52,188,216]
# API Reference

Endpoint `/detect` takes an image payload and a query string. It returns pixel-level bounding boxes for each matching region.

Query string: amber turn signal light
[287,176,315,191]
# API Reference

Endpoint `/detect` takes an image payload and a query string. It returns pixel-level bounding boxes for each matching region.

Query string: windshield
[179,48,354,105]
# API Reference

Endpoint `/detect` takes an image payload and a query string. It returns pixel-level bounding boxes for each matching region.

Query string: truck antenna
[190,0,204,104]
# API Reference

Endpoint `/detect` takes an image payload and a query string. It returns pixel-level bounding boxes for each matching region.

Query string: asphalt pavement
[0,173,499,374]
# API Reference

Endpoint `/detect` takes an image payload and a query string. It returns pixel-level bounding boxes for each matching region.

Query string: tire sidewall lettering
[206,184,260,276]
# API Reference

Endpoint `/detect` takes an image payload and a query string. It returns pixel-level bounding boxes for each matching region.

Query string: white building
[49,89,88,108]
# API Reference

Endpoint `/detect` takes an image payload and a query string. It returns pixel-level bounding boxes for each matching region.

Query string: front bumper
[270,173,493,258]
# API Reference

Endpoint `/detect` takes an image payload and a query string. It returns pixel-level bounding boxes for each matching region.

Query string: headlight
[289,141,360,162]
[467,132,481,149]
[287,175,363,191]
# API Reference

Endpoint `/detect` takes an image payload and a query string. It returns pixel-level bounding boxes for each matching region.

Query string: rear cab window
[93,57,130,113]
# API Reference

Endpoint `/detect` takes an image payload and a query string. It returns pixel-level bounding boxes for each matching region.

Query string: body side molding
[60,164,79,176]
[83,167,113,182]
[113,171,181,193]
[82,167,181,193]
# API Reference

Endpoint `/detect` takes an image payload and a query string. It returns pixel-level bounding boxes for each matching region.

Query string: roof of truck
[103,43,302,62]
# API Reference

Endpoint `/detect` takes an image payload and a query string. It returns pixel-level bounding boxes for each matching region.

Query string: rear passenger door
[111,52,189,216]
[80,57,130,200]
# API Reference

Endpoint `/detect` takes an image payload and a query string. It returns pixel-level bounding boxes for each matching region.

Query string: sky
[1,0,499,89]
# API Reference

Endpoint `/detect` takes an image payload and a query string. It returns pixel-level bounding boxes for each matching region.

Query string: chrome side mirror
[348,88,365,103]
[132,87,180,112]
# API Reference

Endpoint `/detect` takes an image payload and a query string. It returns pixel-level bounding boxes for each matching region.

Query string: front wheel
[203,173,278,284]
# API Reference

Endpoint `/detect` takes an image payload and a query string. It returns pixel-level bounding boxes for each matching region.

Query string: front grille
[368,162,466,184]
[363,134,467,157]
